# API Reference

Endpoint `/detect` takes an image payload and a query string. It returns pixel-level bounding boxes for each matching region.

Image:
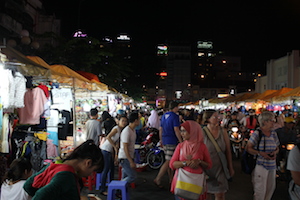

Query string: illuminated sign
[159,72,167,76]
[198,52,205,57]
[175,91,182,99]
[117,34,130,40]
[157,45,168,56]
[73,30,87,38]
[197,41,213,49]
[104,37,113,43]
[218,94,229,98]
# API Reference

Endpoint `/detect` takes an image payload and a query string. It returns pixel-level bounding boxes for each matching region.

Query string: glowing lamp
[20,29,29,37]
[31,41,40,49]
[160,72,167,76]
[21,36,31,45]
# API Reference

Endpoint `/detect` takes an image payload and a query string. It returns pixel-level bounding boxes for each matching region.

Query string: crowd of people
[1,102,300,200]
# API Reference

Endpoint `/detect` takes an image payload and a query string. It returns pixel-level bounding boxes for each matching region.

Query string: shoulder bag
[241,129,264,174]
[203,126,231,180]
[175,168,205,200]
[175,146,205,200]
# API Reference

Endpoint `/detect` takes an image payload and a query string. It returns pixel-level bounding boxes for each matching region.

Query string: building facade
[0,0,60,48]
[256,50,300,93]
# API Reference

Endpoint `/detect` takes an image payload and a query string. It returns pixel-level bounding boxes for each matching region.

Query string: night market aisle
[81,159,289,200]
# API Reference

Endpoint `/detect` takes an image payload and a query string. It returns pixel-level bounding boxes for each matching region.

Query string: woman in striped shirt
[246,111,280,200]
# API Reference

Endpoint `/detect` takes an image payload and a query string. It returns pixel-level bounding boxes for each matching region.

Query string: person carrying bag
[169,120,212,200]
[203,126,231,180]
[202,109,234,200]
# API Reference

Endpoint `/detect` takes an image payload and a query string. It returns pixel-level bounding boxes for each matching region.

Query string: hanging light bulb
[21,36,31,45]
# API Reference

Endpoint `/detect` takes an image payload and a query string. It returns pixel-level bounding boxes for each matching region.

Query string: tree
[37,35,132,88]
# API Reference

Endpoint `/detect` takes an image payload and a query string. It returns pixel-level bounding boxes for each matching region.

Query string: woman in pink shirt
[170,120,212,200]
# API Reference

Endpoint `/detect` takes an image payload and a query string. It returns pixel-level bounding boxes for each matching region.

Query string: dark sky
[42,0,300,72]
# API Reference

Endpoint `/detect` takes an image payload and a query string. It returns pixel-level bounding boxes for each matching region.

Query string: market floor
[81,159,289,200]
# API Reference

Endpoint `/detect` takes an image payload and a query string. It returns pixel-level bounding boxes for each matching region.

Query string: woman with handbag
[202,109,235,200]
[246,111,279,200]
[169,120,212,200]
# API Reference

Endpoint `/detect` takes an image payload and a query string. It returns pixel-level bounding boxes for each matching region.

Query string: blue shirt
[249,128,279,170]
[161,112,180,145]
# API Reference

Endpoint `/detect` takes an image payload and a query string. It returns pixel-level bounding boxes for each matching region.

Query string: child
[1,157,32,200]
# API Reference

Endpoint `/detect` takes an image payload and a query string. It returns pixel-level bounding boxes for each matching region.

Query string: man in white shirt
[118,112,140,183]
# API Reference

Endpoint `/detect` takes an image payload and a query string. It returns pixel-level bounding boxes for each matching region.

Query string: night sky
[42,0,300,72]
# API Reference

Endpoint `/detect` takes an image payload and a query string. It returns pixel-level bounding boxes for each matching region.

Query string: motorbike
[228,126,244,159]
[276,142,295,181]
[135,127,165,169]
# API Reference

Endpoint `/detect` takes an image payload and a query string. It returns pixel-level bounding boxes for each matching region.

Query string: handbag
[203,126,231,180]
[175,168,205,200]
[241,129,264,174]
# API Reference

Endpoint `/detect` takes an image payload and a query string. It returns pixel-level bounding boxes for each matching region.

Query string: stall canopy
[221,93,244,103]
[50,65,108,91]
[273,86,300,102]
[261,87,293,102]
[245,90,277,102]
[26,56,108,91]
[76,71,100,83]
[235,93,255,102]
[1,46,50,78]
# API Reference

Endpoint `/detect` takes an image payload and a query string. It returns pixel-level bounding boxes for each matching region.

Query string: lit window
[222,60,227,64]
[239,73,242,75]
[198,52,205,57]
[201,74,205,78]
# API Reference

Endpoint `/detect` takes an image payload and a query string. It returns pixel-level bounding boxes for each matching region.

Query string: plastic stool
[118,165,136,188]
[82,172,96,191]
[95,171,111,190]
[107,181,129,200]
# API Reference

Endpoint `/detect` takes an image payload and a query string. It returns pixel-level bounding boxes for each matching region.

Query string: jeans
[119,159,137,183]
[100,150,114,192]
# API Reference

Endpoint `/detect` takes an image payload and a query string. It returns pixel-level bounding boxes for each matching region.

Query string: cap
[284,117,296,123]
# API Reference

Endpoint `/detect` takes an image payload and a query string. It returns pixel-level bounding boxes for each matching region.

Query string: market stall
[0,50,52,174]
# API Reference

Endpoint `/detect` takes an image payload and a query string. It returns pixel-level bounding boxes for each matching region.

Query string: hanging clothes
[1,113,10,153]
[18,87,48,125]
[1,69,13,109]
[1,70,26,109]
[58,110,72,140]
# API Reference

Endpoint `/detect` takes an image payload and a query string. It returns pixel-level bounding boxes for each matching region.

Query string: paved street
[82,158,289,200]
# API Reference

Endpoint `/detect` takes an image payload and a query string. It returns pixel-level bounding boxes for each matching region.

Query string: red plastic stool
[82,172,96,191]
[118,165,136,188]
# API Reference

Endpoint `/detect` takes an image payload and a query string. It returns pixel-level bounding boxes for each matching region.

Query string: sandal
[100,191,108,196]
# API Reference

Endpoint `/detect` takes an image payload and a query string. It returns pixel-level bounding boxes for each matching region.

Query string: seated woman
[23,140,104,200]
[169,120,212,200]
[1,157,32,200]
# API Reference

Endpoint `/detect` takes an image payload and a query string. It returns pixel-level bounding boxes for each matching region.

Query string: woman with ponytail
[1,157,32,200]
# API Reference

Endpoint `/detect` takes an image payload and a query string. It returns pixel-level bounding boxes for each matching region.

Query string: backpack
[241,129,264,174]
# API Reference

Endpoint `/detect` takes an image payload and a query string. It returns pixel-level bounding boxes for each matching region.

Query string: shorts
[163,144,177,161]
